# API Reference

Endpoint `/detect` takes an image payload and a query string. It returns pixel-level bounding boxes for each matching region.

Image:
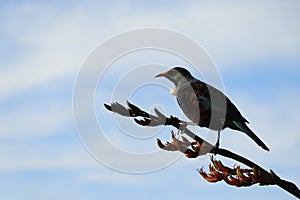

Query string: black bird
[155,67,269,151]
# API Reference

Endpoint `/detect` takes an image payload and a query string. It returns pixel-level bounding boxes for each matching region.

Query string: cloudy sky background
[1,1,300,199]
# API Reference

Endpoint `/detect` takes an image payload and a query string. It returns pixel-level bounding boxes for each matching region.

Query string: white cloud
[0,100,71,138]
[181,1,300,66]
[0,2,109,100]
[0,142,94,171]
[1,1,299,100]
[98,1,300,67]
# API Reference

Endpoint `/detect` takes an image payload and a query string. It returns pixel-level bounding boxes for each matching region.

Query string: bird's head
[155,67,193,86]
[155,67,194,96]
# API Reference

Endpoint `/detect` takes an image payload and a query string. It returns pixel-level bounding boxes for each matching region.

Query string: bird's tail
[232,121,270,151]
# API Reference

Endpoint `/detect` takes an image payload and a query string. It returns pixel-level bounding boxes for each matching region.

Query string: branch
[199,157,273,187]
[104,101,300,199]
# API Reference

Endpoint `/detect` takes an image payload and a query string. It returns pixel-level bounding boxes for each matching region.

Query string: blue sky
[1,1,300,199]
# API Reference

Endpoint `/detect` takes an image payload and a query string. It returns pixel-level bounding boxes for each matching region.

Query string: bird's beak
[155,71,168,78]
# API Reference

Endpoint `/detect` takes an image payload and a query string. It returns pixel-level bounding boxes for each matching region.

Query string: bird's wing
[179,80,248,123]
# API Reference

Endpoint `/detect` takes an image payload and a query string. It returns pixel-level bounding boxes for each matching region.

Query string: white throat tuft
[170,87,177,96]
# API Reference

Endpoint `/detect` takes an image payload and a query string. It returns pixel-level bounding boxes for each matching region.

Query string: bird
[155,67,269,151]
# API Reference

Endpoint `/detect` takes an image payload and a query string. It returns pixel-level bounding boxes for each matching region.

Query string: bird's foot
[212,131,221,155]
[215,140,219,149]
[213,140,220,155]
